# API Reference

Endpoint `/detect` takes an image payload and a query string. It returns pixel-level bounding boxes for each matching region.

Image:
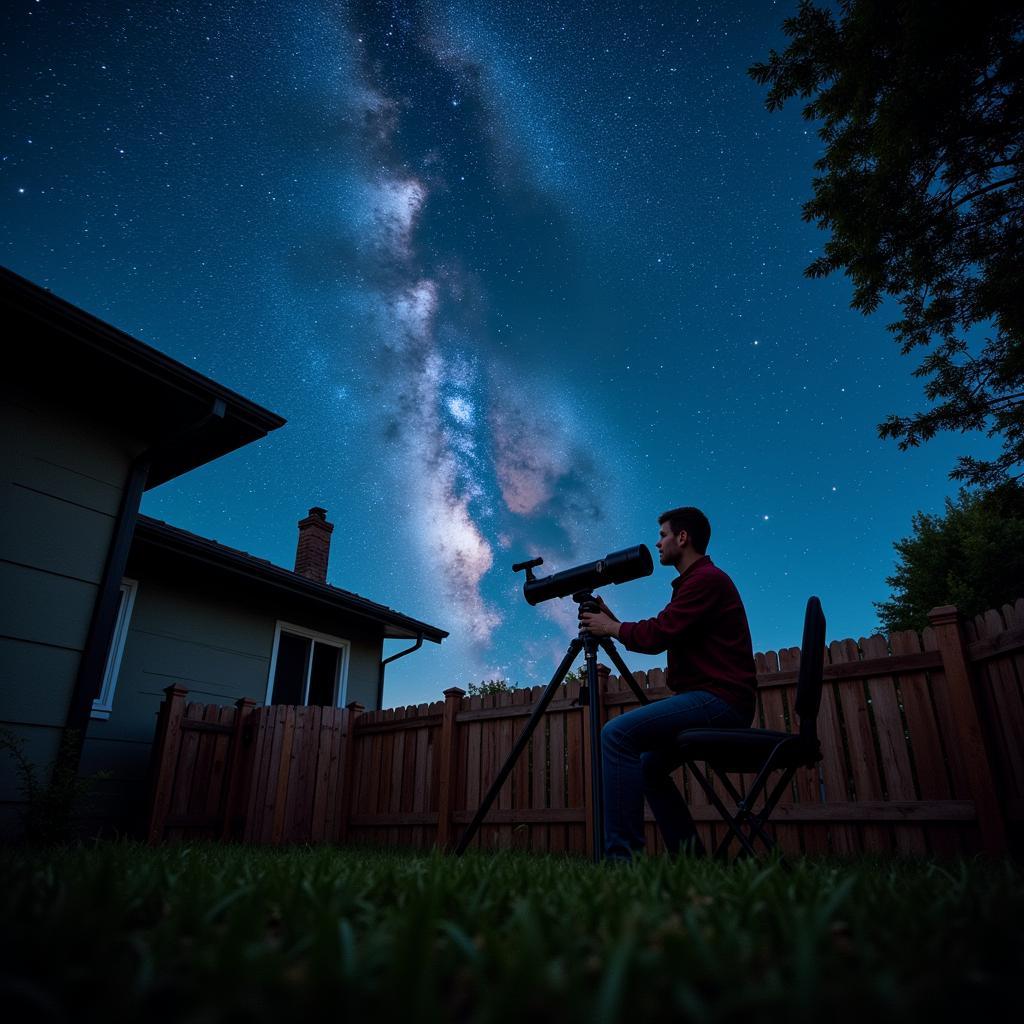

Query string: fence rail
[146,601,1024,856]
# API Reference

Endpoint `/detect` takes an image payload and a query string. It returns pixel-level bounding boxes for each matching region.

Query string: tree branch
[947,175,1024,211]
[983,391,1024,409]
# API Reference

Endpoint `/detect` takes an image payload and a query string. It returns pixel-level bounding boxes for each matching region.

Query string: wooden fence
[146,601,1024,856]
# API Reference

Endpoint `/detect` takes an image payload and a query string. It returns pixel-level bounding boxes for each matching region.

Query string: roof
[3,267,286,488]
[133,515,448,643]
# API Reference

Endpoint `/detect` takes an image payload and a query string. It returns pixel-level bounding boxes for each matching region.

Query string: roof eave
[3,267,286,487]
[133,516,448,643]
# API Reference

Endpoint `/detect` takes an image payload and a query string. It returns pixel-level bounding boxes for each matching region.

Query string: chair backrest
[794,596,826,741]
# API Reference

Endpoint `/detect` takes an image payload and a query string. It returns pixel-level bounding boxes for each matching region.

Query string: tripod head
[572,589,600,615]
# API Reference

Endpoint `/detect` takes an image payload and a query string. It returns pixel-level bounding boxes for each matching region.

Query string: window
[265,622,350,707]
[91,577,138,720]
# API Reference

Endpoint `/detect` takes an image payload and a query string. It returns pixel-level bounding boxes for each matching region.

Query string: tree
[467,670,586,696]
[750,1,1024,485]
[875,480,1024,631]
[563,667,586,687]
[466,679,515,697]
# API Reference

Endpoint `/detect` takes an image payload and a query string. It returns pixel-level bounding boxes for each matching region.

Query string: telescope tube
[522,544,654,605]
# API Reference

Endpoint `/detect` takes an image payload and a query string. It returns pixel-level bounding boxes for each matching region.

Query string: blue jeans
[602,690,751,859]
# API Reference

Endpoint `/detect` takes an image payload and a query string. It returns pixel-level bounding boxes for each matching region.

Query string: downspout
[62,399,227,765]
[377,635,424,710]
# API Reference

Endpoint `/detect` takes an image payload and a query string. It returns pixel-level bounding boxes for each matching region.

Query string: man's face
[656,521,686,565]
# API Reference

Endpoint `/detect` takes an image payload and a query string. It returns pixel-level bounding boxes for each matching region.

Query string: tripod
[454,591,651,861]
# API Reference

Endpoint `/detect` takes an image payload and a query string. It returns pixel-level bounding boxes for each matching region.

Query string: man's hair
[658,506,711,554]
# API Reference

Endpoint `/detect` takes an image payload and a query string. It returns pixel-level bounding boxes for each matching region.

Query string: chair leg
[687,763,761,859]
[739,768,798,852]
[714,770,776,859]
[687,760,801,861]
[709,773,760,860]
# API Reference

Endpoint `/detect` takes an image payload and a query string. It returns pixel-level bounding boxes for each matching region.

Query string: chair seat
[673,728,821,774]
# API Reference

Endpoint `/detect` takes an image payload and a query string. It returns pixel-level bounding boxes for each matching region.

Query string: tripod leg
[455,638,583,855]
[597,638,650,705]
[582,635,605,861]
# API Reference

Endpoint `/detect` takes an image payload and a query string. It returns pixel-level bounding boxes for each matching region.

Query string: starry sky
[2,0,990,708]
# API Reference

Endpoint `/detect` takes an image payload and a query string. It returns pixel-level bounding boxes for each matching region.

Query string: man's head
[656,506,711,567]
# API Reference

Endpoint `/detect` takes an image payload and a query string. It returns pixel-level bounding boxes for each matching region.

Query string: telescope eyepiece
[512,556,544,583]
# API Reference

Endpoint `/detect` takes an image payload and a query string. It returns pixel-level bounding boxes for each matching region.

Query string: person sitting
[579,506,757,859]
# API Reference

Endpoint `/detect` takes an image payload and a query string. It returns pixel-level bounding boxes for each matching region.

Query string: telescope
[512,545,654,605]
[459,544,656,859]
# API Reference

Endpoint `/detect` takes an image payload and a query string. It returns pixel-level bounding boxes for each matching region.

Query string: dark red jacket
[617,556,757,719]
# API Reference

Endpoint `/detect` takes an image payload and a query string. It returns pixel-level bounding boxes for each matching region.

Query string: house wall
[78,549,385,834]
[0,385,142,837]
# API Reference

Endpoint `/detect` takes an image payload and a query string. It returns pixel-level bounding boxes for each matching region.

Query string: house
[0,268,445,837]
[81,507,447,832]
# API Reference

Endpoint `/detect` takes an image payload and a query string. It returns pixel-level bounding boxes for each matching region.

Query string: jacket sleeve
[618,575,717,654]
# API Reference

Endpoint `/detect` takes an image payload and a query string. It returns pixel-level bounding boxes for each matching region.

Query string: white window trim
[91,577,139,720]
[264,620,351,708]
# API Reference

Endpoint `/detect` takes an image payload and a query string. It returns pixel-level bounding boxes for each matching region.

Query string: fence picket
[397,708,416,848]
[168,703,205,839]
[980,645,1024,801]
[411,707,430,848]
[186,705,219,827]
[548,696,567,855]
[387,708,405,846]
[206,704,235,826]
[495,692,515,851]
[311,708,335,841]
[928,608,1007,854]
[861,634,927,854]
[146,686,187,844]
[757,655,800,855]
[889,630,961,854]
[529,686,548,854]
[270,707,296,845]
[243,706,270,842]
[291,707,315,841]
[779,645,827,854]
[564,678,585,855]
[921,628,973,804]
[833,639,893,853]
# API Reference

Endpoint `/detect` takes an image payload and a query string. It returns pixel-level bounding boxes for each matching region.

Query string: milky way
[336,0,609,648]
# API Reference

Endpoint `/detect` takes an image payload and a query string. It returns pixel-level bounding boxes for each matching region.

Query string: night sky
[2,1,988,707]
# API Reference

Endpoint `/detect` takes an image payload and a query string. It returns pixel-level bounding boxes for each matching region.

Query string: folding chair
[672,595,826,859]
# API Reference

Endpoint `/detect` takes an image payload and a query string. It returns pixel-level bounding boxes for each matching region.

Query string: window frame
[91,577,139,720]
[264,620,351,708]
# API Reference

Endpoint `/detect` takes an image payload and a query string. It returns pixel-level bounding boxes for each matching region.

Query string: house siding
[78,551,385,833]
[0,386,141,837]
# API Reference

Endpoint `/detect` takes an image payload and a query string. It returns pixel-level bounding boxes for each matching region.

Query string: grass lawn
[1,843,1021,1023]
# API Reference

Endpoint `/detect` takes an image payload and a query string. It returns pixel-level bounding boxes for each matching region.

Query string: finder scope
[514,545,654,605]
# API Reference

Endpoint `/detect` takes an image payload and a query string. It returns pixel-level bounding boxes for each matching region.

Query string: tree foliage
[467,670,586,696]
[875,480,1024,631]
[563,667,586,687]
[466,679,514,697]
[0,729,109,844]
[751,1,1024,484]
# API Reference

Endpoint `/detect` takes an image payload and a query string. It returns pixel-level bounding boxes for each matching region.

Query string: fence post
[928,605,1007,854]
[220,697,257,840]
[435,686,466,850]
[146,684,188,844]
[337,701,364,844]
[582,666,610,860]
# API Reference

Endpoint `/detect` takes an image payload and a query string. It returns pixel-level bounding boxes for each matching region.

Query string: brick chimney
[294,507,333,583]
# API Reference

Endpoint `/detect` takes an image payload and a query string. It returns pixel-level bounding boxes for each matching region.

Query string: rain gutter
[62,400,227,758]
[377,635,425,711]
